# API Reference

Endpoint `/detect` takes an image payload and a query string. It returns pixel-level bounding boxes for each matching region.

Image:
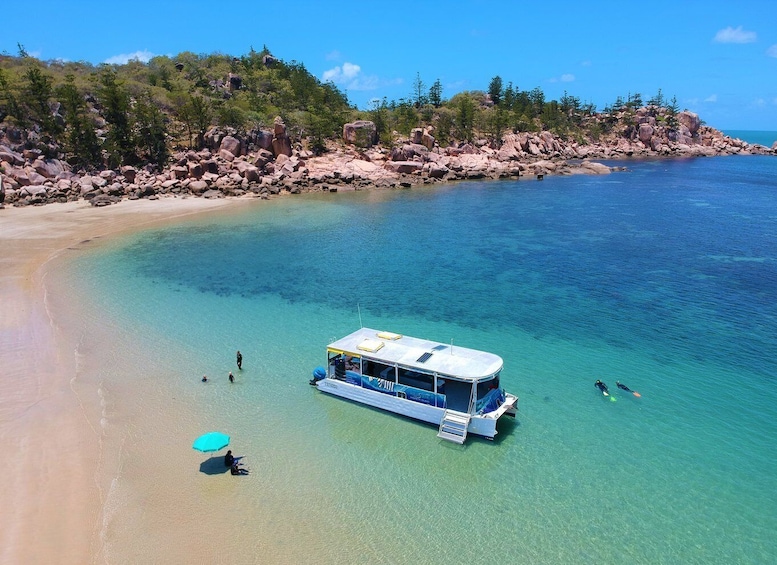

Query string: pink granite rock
[219,136,242,157]
[343,121,377,148]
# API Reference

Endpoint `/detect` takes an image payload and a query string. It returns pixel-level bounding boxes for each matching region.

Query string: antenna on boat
[358,303,363,328]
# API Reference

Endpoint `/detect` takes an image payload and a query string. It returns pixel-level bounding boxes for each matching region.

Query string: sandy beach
[0,197,239,564]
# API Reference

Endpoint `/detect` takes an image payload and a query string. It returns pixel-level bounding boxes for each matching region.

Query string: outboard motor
[310,366,327,385]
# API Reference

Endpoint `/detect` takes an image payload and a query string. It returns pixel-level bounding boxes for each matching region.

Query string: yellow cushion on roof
[357,339,385,352]
[376,331,402,340]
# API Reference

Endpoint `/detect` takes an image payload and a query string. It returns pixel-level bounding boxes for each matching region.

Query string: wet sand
[0,197,239,564]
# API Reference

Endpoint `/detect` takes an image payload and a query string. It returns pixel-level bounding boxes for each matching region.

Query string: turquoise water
[65,156,777,563]
[723,130,777,147]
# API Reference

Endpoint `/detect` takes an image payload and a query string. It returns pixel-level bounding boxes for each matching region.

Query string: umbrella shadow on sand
[199,456,230,475]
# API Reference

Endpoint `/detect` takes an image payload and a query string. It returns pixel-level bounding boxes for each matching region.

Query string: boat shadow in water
[198,456,230,475]
[491,415,520,444]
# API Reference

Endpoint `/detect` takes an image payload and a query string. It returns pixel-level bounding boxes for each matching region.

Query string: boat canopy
[327,328,503,382]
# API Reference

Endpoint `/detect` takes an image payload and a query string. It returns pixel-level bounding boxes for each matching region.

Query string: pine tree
[177,93,213,149]
[57,74,102,170]
[456,95,475,142]
[428,79,442,108]
[411,73,427,108]
[134,90,169,167]
[24,65,61,138]
[97,69,135,167]
[488,76,503,106]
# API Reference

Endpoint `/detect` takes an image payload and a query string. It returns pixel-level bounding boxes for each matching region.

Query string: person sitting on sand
[224,450,234,467]
[230,462,249,475]
[594,380,609,395]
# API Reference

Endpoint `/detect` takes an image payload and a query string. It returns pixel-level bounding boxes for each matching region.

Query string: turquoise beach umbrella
[192,432,230,453]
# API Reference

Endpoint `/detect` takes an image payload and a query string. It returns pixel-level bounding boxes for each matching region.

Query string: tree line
[0,45,352,170]
[369,73,681,148]
[0,44,682,172]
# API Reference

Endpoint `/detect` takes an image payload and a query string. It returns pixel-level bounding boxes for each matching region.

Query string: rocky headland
[1,107,775,209]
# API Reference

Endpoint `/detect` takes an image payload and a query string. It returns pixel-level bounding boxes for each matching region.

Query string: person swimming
[594,380,609,395]
[617,381,642,397]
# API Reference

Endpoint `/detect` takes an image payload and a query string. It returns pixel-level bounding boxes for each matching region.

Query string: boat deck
[327,328,502,381]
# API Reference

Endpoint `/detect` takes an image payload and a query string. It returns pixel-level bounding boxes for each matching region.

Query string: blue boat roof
[327,328,503,381]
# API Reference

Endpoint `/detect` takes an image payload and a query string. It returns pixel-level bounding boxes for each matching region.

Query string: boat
[310,328,518,443]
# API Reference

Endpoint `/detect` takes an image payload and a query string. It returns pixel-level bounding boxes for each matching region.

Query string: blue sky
[3,0,776,130]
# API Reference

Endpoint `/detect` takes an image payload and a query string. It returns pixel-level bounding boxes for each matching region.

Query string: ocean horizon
[51,155,777,564]
[722,129,777,147]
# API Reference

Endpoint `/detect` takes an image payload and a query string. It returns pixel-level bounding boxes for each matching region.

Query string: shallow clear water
[61,155,777,564]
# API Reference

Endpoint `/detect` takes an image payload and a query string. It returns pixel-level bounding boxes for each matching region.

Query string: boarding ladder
[437,410,471,444]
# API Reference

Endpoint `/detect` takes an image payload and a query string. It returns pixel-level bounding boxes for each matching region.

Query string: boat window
[333,356,346,380]
[345,355,361,373]
[477,376,500,398]
[444,379,472,412]
[398,368,433,391]
[365,361,394,381]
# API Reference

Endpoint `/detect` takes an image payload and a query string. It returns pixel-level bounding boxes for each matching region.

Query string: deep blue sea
[62,155,777,564]
[723,130,777,147]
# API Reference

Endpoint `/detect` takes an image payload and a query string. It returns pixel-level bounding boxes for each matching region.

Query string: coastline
[2,111,775,211]
[1,159,776,563]
[0,196,240,564]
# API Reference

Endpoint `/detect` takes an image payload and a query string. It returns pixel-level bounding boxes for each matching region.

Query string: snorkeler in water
[617,381,641,397]
[594,380,609,396]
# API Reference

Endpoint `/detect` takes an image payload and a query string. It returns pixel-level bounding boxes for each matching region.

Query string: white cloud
[322,61,361,83]
[321,62,396,92]
[325,50,341,61]
[548,73,575,83]
[713,26,757,44]
[704,94,717,103]
[767,44,777,57]
[104,50,155,65]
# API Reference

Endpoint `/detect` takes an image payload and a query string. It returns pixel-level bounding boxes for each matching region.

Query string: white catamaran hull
[316,377,517,439]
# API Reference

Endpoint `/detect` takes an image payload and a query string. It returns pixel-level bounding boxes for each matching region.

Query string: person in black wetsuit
[594,380,609,395]
[236,350,242,370]
[231,462,249,475]
[616,381,632,392]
